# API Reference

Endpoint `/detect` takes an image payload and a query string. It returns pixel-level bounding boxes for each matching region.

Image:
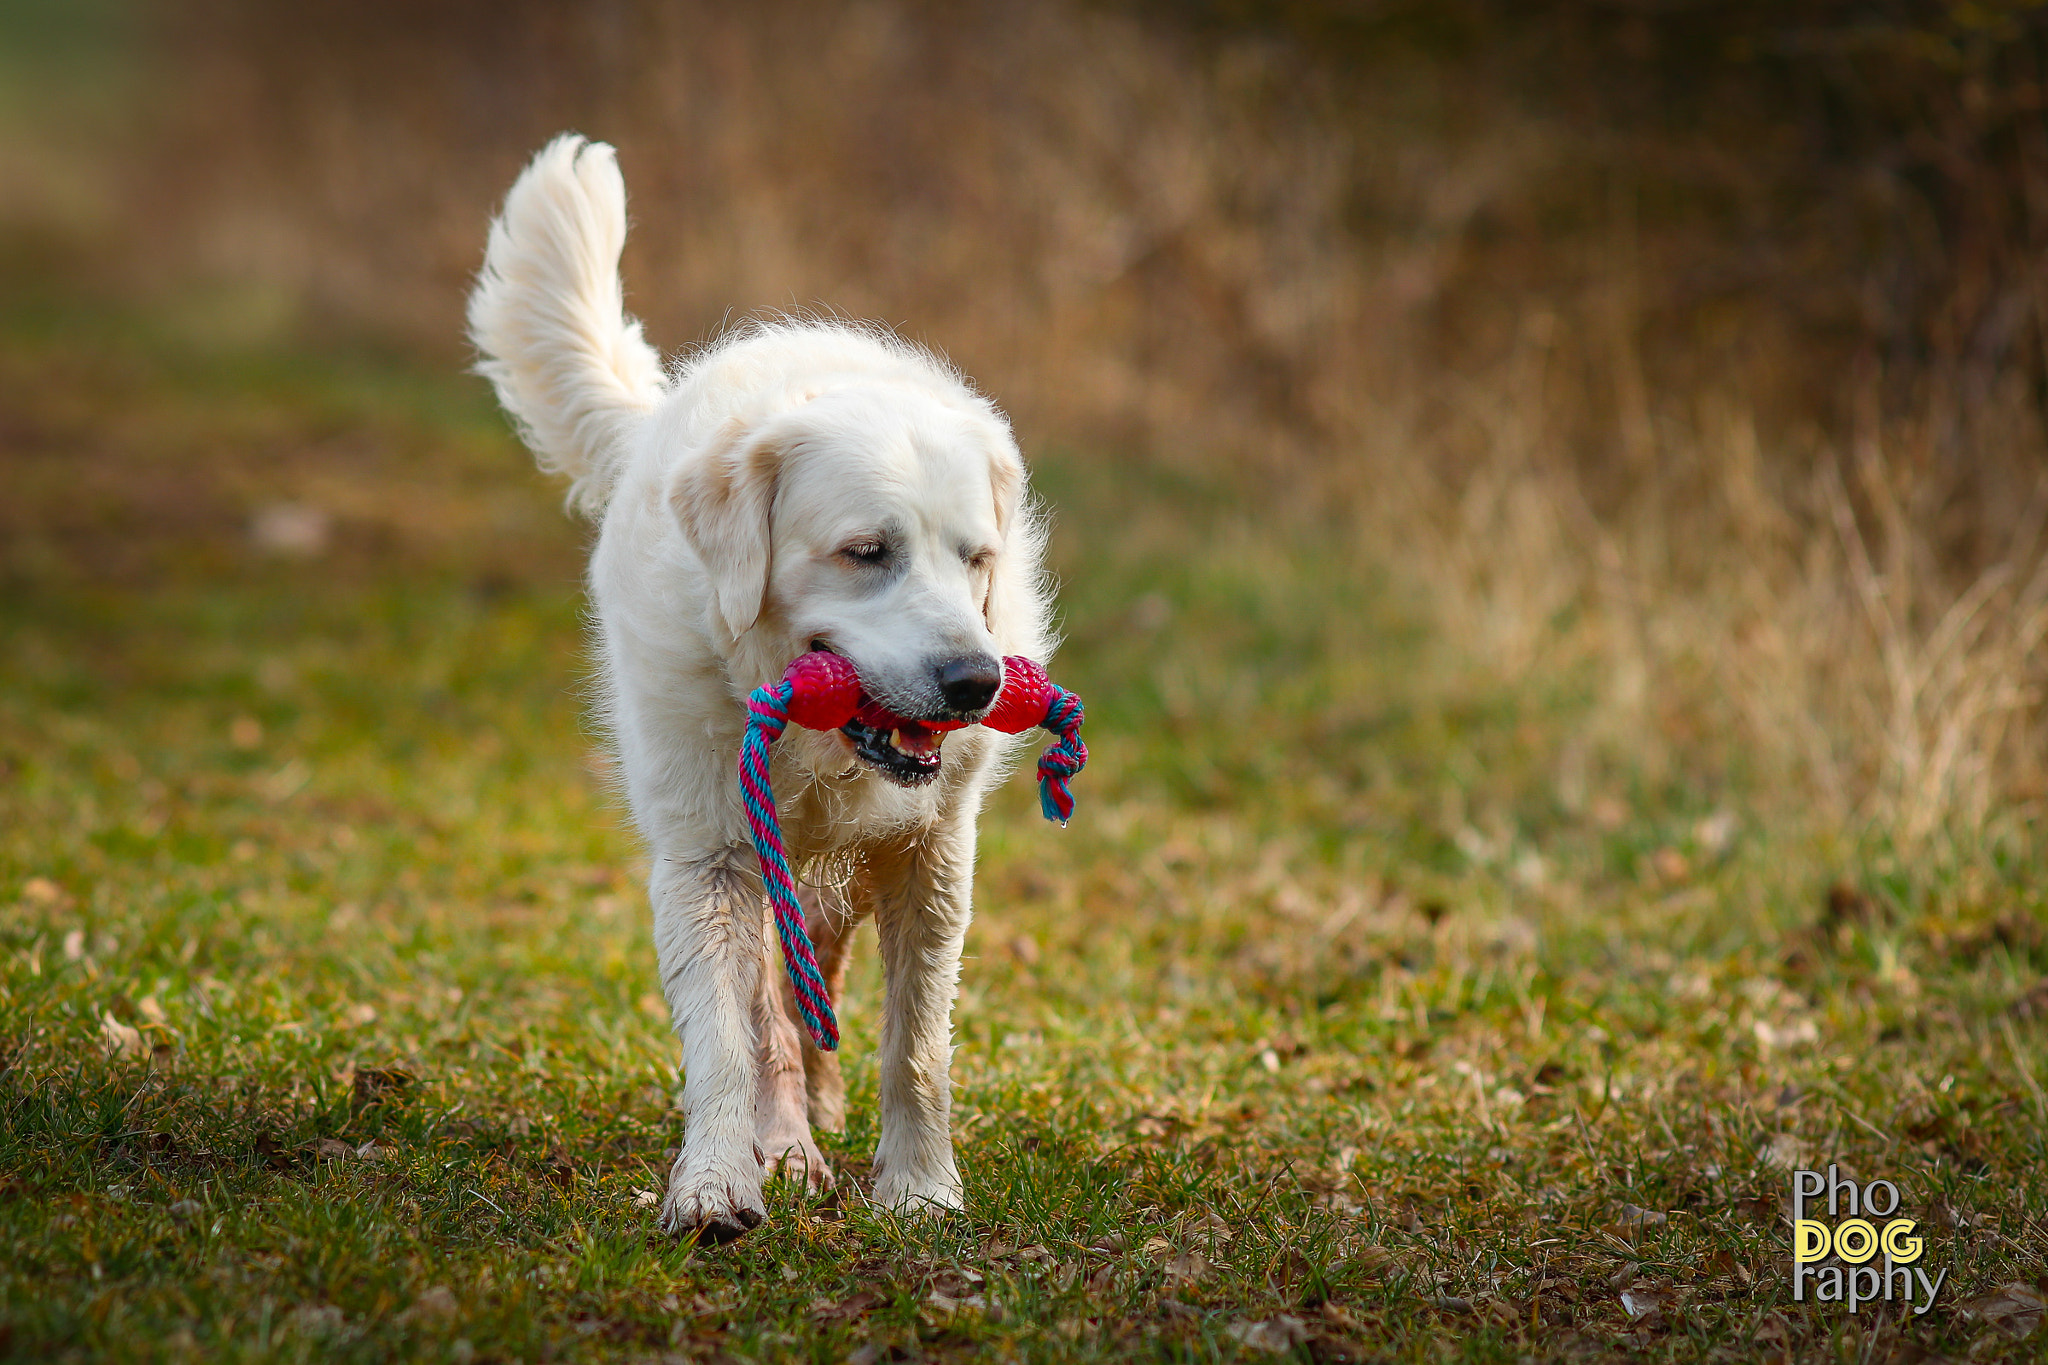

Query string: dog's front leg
[651,850,770,1241]
[793,881,862,1134]
[752,885,833,1192]
[868,818,975,1213]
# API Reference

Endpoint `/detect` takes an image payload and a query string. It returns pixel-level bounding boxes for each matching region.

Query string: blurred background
[5,0,2048,851]
[12,10,2048,1351]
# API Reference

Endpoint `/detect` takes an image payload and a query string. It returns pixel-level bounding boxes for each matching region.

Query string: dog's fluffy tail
[468,135,664,516]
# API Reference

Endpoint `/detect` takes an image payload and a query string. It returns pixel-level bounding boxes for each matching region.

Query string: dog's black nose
[935,654,1002,714]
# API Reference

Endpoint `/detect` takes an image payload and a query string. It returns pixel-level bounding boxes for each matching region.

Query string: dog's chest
[772,746,931,858]
[769,730,991,862]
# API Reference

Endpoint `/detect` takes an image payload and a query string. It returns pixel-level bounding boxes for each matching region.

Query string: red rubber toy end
[981,657,1053,734]
[782,651,864,731]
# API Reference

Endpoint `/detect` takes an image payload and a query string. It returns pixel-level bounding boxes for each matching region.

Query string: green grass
[3,290,2047,1364]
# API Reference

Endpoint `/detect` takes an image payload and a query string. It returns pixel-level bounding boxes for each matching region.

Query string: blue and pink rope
[740,652,1087,1050]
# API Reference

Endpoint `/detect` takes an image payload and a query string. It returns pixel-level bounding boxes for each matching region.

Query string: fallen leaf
[312,1138,353,1162]
[925,1266,983,1297]
[351,1067,413,1110]
[1822,882,1877,926]
[1226,1316,1309,1353]
[259,758,311,802]
[249,503,331,558]
[1959,1283,2046,1338]
[1753,1018,1819,1050]
[1620,1285,1677,1319]
[1609,1204,1668,1238]
[1758,1133,1807,1168]
[99,1014,146,1060]
[1650,847,1690,883]
[810,1290,883,1322]
[1162,1250,1207,1285]
[23,877,67,906]
[1752,1314,1793,1346]
[405,1286,458,1323]
[1929,1199,1984,1230]
[1878,1343,1961,1365]
[1354,1246,1397,1278]
[1695,811,1738,855]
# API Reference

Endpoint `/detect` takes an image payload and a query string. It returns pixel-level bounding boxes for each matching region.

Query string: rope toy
[741,652,1088,1050]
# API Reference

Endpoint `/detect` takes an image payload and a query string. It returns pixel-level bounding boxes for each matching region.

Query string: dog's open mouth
[841,716,945,786]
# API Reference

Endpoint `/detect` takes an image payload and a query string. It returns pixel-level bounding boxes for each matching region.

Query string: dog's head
[670,380,1045,787]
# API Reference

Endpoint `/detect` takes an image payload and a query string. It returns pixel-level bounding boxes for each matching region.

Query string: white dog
[467,136,1054,1241]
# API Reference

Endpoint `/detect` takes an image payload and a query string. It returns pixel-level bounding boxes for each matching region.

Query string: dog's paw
[759,1128,835,1194]
[658,1153,768,1243]
[870,1161,964,1215]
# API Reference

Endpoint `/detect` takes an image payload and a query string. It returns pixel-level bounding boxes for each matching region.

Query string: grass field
[4,287,2048,1363]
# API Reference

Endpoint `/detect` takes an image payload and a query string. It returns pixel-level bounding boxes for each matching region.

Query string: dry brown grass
[13,0,2048,853]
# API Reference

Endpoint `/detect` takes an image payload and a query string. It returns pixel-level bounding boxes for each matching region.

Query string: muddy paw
[760,1131,835,1193]
[659,1156,768,1243]
[871,1164,964,1215]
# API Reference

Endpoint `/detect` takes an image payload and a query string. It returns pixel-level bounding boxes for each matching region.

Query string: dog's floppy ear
[981,438,1051,654]
[989,442,1024,538]
[669,420,782,643]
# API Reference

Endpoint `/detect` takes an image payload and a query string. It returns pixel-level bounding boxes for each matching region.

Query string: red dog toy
[740,652,1087,1049]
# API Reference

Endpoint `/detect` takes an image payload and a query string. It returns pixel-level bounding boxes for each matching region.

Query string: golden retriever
[467,136,1054,1241]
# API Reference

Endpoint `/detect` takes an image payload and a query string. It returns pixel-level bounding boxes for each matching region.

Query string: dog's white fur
[468,136,1053,1239]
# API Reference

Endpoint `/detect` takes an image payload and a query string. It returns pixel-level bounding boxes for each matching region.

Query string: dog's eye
[841,540,889,565]
[965,550,995,572]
